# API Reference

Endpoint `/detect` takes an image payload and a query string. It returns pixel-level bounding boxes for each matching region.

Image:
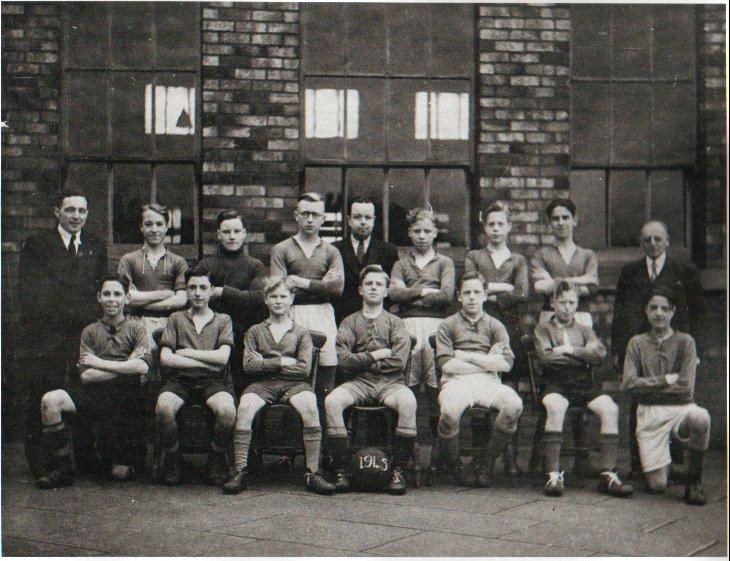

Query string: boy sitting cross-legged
[325,265,415,495]
[223,276,335,496]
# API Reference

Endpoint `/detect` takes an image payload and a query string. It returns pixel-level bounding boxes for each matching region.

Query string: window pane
[154,73,198,160]
[387,4,429,76]
[112,164,151,243]
[611,83,651,165]
[570,170,606,249]
[64,2,109,68]
[65,162,108,240]
[609,170,646,247]
[155,2,200,70]
[346,78,386,161]
[388,80,428,162]
[571,82,610,166]
[301,4,346,74]
[650,170,685,246]
[427,81,471,163]
[611,5,651,78]
[156,164,197,245]
[651,84,695,166]
[64,71,108,158]
[428,168,468,247]
[110,72,155,158]
[345,168,386,240]
[571,5,612,78]
[302,78,346,160]
[110,3,154,69]
[431,4,474,77]
[304,167,343,242]
[653,6,694,79]
[346,4,386,75]
[387,168,426,246]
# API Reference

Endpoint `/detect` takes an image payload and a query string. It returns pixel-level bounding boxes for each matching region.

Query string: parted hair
[406,207,437,227]
[552,280,577,300]
[297,192,324,204]
[98,274,130,294]
[216,209,244,229]
[359,264,390,287]
[458,270,487,291]
[545,197,576,219]
[644,286,677,308]
[481,201,512,223]
[184,263,212,284]
[141,202,169,223]
[262,275,295,296]
[55,189,88,209]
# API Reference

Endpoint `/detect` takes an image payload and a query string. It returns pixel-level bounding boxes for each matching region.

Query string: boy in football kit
[35,275,151,488]
[223,277,335,496]
[533,282,633,498]
[326,265,415,495]
[622,287,710,505]
[435,272,523,487]
[154,265,236,486]
[269,192,344,404]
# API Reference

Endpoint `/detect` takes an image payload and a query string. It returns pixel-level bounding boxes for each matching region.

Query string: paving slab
[1,535,109,557]
[213,538,369,557]
[1,504,103,538]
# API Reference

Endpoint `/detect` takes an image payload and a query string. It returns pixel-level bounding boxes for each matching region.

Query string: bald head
[640,221,670,259]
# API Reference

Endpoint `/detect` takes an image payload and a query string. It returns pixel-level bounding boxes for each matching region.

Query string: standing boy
[326,265,415,495]
[154,265,236,486]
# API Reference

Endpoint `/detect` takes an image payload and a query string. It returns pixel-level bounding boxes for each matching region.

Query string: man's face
[217,217,246,252]
[186,276,212,309]
[349,202,375,241]
[358,271,389,305]
[483,210,511,245]
[458,278,487,315]
[97,280,129,317]
[408,219,437,252]
[55,196,89,234]
[645,295,675,330]
[551,289,579,323]
[640,222,670,260]
[140,209,169,248]
[265,284,294,315]
[549,205,576,242]
[295,200,325,236]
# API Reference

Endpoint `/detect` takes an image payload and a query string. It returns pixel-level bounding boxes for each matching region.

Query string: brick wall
[200,1,300,265]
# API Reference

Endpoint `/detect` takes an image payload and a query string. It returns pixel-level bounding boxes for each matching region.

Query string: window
[300,4,475,249]
[61,2,201,259]
[570,6,696,249]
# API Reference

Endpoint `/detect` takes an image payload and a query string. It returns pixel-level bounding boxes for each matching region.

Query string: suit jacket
[611,255,704,361]
[18,228,107,356]
[332,237,400,323]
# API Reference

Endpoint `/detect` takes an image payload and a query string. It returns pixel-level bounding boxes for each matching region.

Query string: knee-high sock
[597,433,619,472]
[438,435,459,468]
[542,431,563,473]
[212,424,232,454]
[687,449,706,484]
[157,414,179,453]
[484,428,512,471]
[232,429,252,471]
[393,434,415,469]
[44,422,73,473]
[302,426,322,473]
[326,434,350,470]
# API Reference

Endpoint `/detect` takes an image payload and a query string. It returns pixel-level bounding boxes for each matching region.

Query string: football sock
[326,434,350,470]
[597,433,619,472]
[542,431,563,473]
[232,429,251,471]
[211,426,232,454]
[302,426,322,473]
[438,435,459,468]
[687,449,706,484]
[393,434,415,469]
[484,427,512,470]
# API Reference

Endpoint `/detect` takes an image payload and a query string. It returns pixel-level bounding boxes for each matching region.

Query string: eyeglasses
[297,211,324,219]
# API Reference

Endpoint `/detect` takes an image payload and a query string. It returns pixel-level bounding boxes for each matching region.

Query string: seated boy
[326,265,415,495]
[622,287,710,505]
[223,277,335,496]
[533,281,633,498]
[435,271,523,487]
[36,275,151,488]
[155,264,236,486]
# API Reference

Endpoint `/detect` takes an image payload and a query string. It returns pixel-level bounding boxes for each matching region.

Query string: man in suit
[612,220,705,477]
[332,196,399,325]
[18,189,107,477]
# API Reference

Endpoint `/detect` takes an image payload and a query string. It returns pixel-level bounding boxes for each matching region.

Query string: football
[348,447,391,491]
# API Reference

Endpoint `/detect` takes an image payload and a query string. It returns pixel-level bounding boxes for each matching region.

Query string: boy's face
[97,280,129,317]
[349,202,375,241]
[359,271,389,305]
[408,218,437,252]
[483,210,511,245]
[458,278,487,315]
[551,289,579,322]
[217,217,246,252]
[141,209,169,248]
[55,196,89,234]
[187,276,212,309]
[549,205,577,242]
[645,295,675,330]
[265,284,294,315]
[295,200,325,236]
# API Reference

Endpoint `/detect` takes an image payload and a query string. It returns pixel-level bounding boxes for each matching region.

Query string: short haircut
[184,264,212,284]
[481,201,512,223]
[458,270,487,291]
[262,275,294,296]
[644,286,677,308]
[141,202,169,223]
[297,192,324,204]
[98,274,129,294]
[216,209,244,229]
[55,189,88,209]
[546,197,576,219]
[349,196,376,213]
[359,264,390,287]
[406,207,437,227]
[552,280,577,300]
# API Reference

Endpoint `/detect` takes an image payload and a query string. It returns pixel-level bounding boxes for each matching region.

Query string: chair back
[309,329,327,388]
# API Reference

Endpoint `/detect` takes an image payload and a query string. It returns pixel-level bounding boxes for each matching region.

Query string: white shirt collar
[646,253,667,277]
[488,245,512,269]
[57,224,80,250]
[351,235,371,254]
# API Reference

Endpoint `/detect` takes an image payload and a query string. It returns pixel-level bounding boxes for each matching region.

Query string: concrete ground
[1,441,726,557]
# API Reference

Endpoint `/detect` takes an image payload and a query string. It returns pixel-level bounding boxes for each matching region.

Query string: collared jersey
[530,244,598,311]
[465,248,529,317]
[160,309,234,379]
[390,250,455,318]
[243,319,312,381]
[118,247,188,315]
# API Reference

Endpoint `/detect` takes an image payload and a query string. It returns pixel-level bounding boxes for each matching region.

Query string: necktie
[68,233,77,257]
[356,240,365,264]
[650,259,658,281]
